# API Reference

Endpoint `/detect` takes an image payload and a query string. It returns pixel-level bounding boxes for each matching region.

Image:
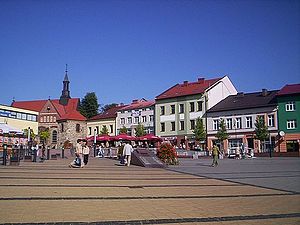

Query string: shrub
[157,142,178,165]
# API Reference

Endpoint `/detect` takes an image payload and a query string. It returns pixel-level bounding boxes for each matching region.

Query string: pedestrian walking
[123,141,133,167]
[76,139,84,168]
[211,144,220,167]
[82,140,90,165]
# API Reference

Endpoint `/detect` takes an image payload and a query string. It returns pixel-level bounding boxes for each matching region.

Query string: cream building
[0,104,39,134]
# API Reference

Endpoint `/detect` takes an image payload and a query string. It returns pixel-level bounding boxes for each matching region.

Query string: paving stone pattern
[0,157,299,225]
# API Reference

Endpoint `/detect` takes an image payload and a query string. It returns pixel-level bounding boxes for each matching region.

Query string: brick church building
[12,69,86,149]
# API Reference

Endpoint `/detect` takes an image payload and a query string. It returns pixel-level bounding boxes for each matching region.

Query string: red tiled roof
[12,100,47,112]
[89,105,126,121]
[120,99,155,111]
[12,98,86,121]
[277,84,300,96]
[156,78,221,100]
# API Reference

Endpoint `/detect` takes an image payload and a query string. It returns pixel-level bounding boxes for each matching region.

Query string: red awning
[86,134,112,142]
[138,134,162,142]
[111,134,136,141]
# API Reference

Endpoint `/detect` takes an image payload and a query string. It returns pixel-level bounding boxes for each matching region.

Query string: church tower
[59,64,71,105]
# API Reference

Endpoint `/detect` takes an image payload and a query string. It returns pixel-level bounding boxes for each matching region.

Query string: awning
[0,123,23,135]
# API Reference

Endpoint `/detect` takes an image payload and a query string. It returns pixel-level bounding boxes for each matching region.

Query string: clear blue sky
[0,0,299,107]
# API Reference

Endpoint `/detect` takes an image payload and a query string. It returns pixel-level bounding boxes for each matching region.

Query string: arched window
[50,116,53,122]
[61,123,64,132]
[52,130,57,143]
[40,117,43,123]
[76,124,80,133]
[53,116,56,122]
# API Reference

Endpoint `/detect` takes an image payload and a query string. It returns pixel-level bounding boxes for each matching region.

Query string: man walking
[123,141,133,167]
[211,144,220,167]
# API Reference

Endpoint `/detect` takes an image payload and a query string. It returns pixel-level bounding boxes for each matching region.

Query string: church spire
[59,64,71,105]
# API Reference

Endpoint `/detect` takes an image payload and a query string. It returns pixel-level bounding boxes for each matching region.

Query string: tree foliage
[135,123,146,137]
[79,92,99,119]
[100,125,109,135]
[23,128,36,140]
[119,126,128,134]
[101,103,118,113]
[193,117,206,141]
[255,116,269,141]
[216,119,228,152]
[39,129,50,143]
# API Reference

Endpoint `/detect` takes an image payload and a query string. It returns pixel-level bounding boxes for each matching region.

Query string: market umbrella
[86,134,112,142]
[138,133,162,142]
[111,134,136,141]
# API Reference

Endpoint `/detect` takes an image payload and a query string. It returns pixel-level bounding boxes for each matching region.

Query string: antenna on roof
[48,96,51,100]
[65,64,68,73]
[12,96,15,103]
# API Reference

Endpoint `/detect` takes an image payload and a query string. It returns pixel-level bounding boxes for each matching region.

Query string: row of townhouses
[2,70,299,155]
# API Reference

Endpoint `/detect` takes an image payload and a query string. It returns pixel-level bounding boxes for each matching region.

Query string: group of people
[69,139,90,168]
[69,139,134,168]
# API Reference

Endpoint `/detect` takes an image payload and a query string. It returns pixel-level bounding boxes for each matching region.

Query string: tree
[215,119,229,152]
[119,126,128,134]
[79,92,99,119]
[193,117,206,142]
[23,128,36,140]
[100,103,118,113]
[255,116,269,152]
[135,123,146,137]
[39,129,50,144]
[100,125,109,135]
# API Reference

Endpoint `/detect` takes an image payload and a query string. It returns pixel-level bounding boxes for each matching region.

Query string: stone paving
[0,157,299,224]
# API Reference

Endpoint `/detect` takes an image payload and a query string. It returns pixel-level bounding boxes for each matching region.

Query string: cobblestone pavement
[0,157,299,225]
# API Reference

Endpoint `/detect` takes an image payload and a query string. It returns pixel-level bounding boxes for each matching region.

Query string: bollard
[47,147,50,160]
[3,144,7,166]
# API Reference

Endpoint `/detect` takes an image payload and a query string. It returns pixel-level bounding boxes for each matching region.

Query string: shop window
[286,140,299,152]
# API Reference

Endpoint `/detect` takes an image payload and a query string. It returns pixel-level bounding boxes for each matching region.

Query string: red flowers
[157,142,178,165]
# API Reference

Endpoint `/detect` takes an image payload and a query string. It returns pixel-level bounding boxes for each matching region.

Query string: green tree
[39,129,50,143]
[79,92,99,119]
[255,116,269,152]
[193,117,206,142]
[100,125,109,135]
[119,126,128,134]
[215,119,229,152]
[135,123,146,137]
[101,103,118,113]
[23,128,36,140]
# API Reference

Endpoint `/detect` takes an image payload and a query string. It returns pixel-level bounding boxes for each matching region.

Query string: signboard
[131,148,165,168]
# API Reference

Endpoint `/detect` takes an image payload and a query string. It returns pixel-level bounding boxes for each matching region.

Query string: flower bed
[157,142,178,165]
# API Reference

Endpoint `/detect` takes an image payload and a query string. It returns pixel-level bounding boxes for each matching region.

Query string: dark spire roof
[64,64,69,82]
[59,65,71,105]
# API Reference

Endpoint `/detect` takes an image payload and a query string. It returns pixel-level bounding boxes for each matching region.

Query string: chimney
[183,81,188,86]
[237,92,244,97]
[132,99,139,103]
[198,77,205,83]
[262,89,268,97]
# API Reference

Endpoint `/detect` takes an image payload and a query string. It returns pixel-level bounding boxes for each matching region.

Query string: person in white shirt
[123,142,133,167]
[82,140,90,165]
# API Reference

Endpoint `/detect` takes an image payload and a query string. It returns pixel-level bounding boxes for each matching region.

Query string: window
[213,119,219,130]
[170,105,175,114]
[47,116,49,122]
[52,130,57,143]
[235,117,242,129]
[160,122,165,132]
[110,125,113,133]
[197,101,203,111]
[17,113,21,119]
[268,115,275,127]
[53,116,56,122]
[190,120,195,130]
[32,115,37,122]
[120,118,125,125]
[286,102,296,111]
[96,126,99,134]
[180,121,185,130]
[149,115,154,122]
[128,117,132,124]
[226,118,233,130]
[134,117,139,124]
[88,127,92,135]
[287,120,297,129]
[190,102,195,112]
[160,106,165,115]
[40,117,43,123]
[50,116,53,122]
[171,121,175,131]
[27,114,32,121]
[76,124,80,133]
[61,123,64,132]
[179,104,184,114]
[246,116,253,128]
[142,116,147,123]
[22,113,26,120]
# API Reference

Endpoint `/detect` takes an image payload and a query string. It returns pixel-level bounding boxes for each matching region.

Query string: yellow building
[0,104,39,135]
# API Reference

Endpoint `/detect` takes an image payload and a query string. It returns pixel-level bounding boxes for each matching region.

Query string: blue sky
[0,0,299,107]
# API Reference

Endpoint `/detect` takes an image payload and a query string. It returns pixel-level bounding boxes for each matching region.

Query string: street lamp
[93,128,97,157]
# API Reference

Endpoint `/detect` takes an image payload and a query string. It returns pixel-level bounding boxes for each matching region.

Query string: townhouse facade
[206,89,279,154]
[155,76,237,149]
[116,99,155,136]
[277,84,300,154]
[87,105,124,137]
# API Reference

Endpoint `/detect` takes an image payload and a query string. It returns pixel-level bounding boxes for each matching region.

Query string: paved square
[0,157,299,224]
